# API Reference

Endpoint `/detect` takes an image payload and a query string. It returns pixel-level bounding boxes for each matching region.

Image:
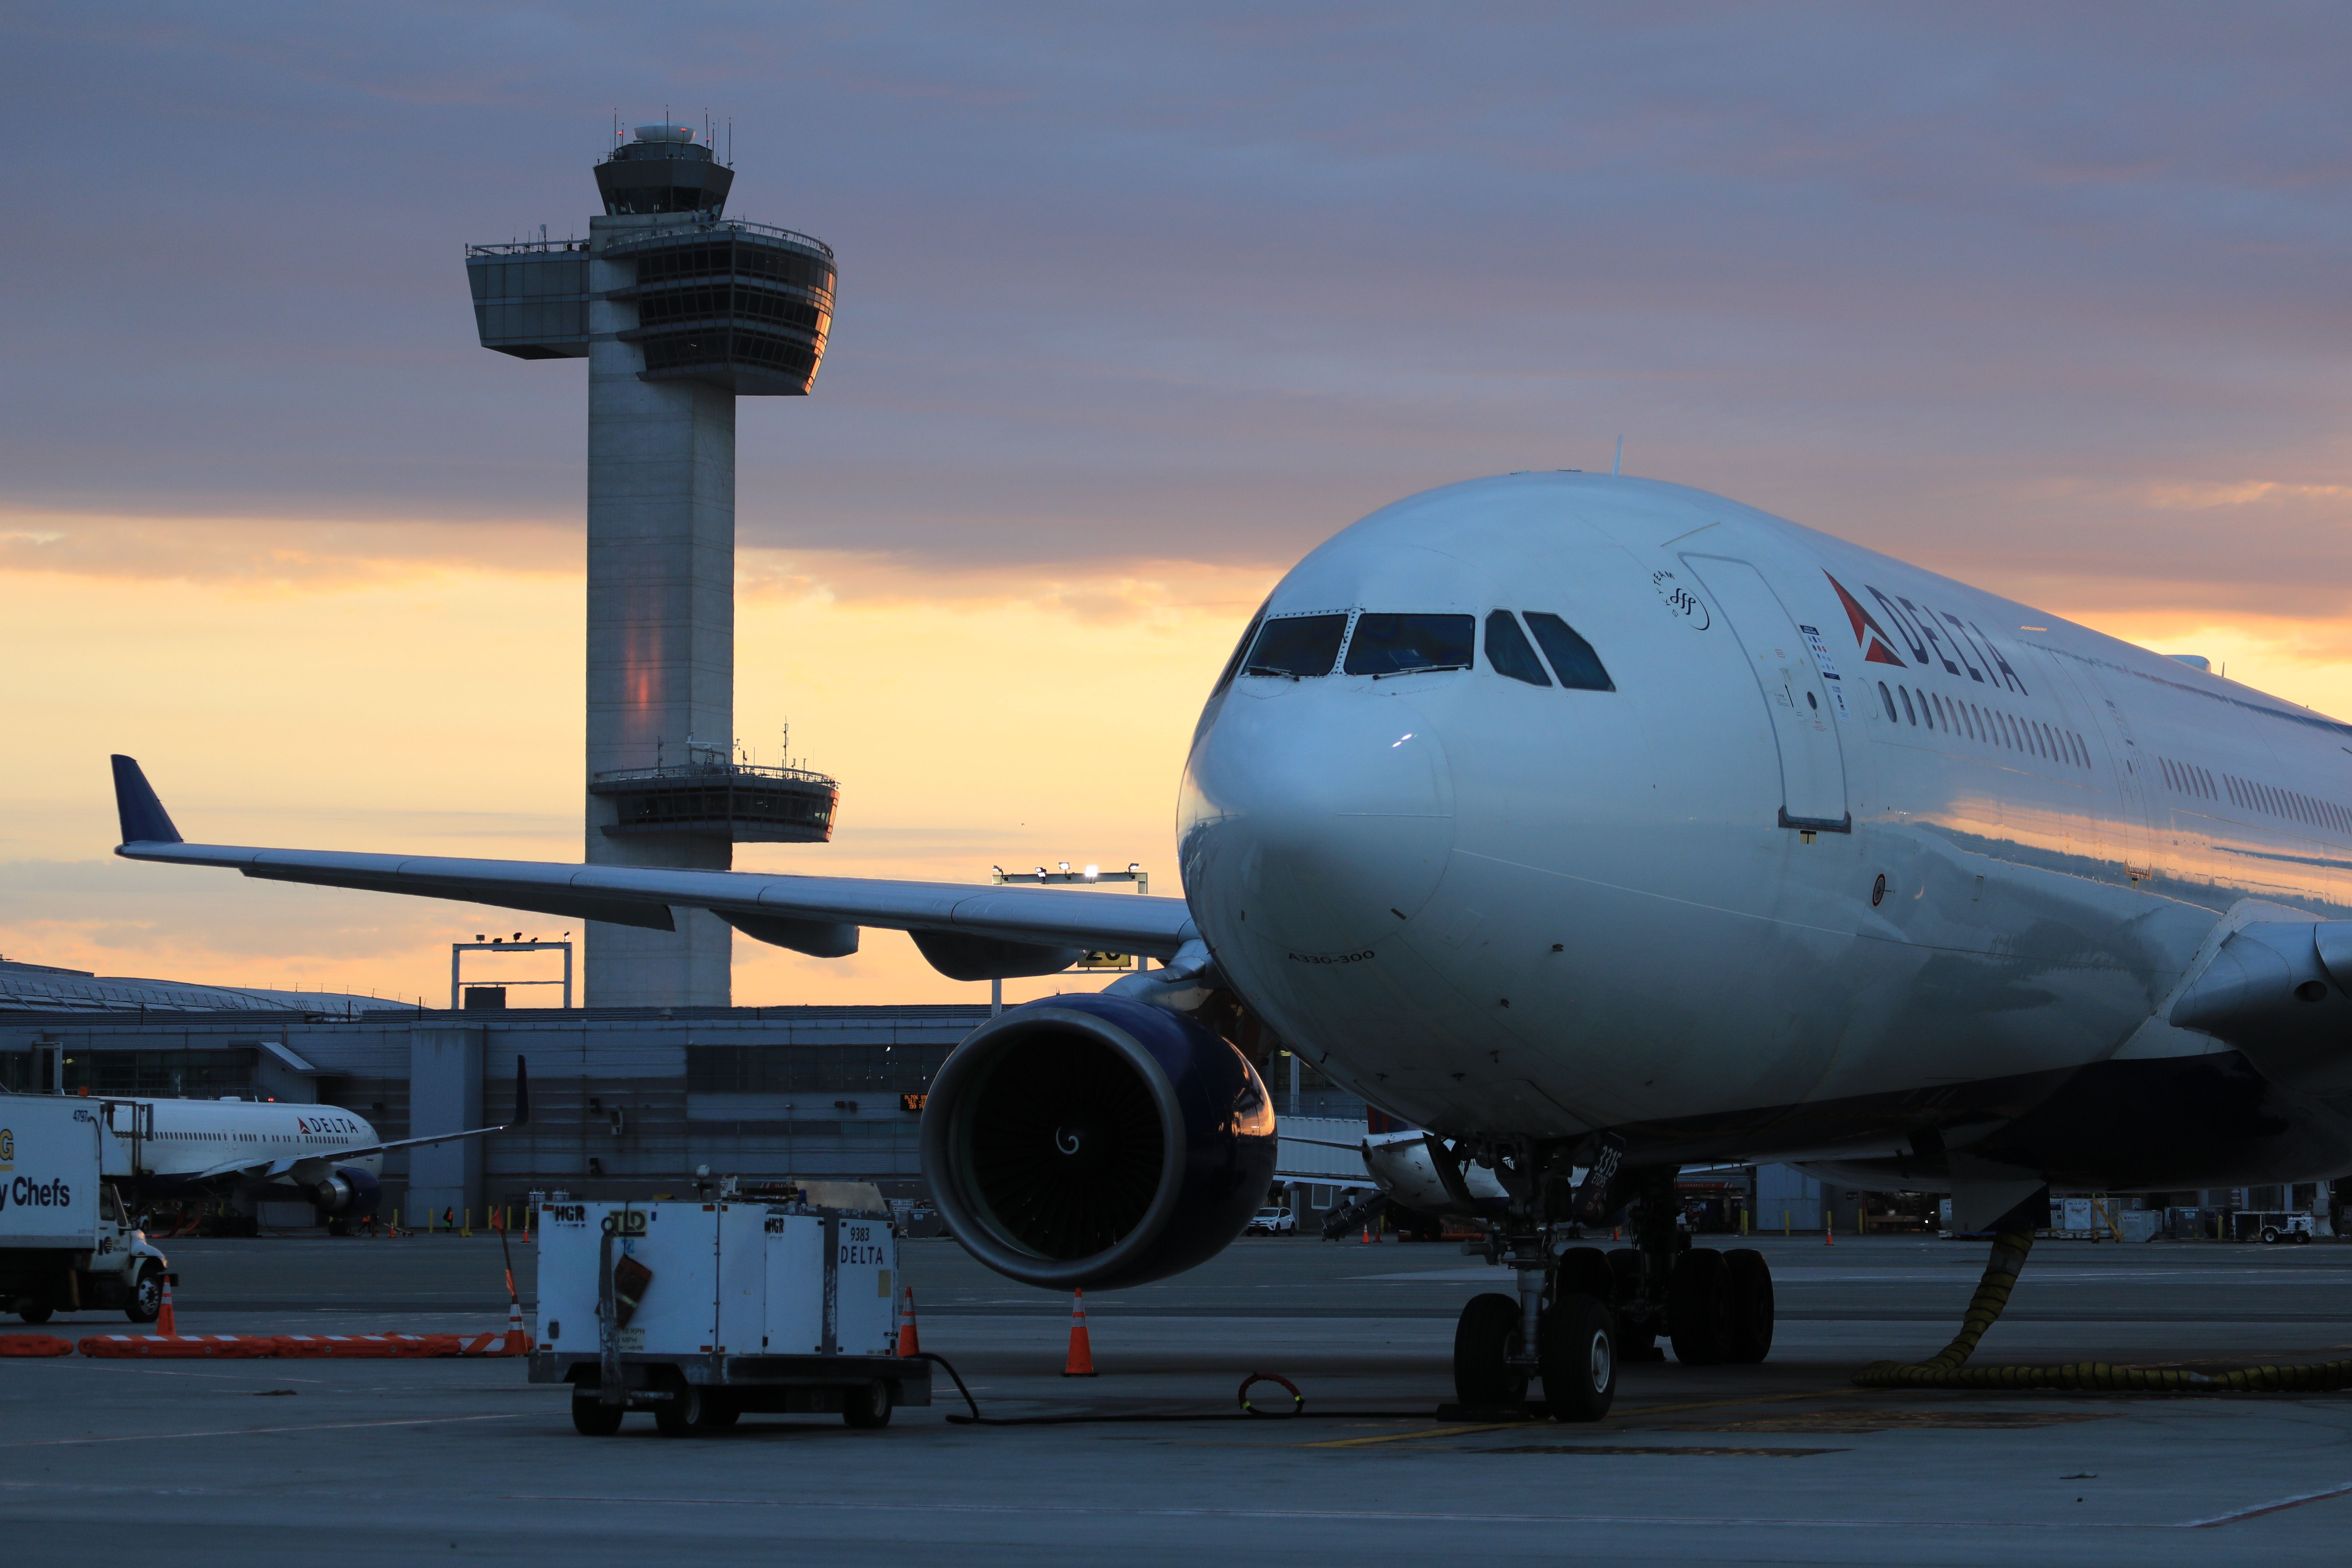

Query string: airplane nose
[1181,689,1455,954]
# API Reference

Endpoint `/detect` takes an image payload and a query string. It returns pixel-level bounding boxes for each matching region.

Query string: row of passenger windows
[2158,756,2218,801]
[2218,766,2350,835]
[1233,611,1614,691]
[1875,680,2090,770]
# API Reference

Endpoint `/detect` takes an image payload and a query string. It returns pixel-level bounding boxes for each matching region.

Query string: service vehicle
[1244,1205,1297,1236]
[532,1178,930,1435]
[0,1096,170,1322]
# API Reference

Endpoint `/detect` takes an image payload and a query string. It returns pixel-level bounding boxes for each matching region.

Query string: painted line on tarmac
[495,1491,2343,1531]
[2184,1478,2352,1527]
[1303,1423,1525,1448]
[1,1414,526,1448]
[1299,1388,1860,1448]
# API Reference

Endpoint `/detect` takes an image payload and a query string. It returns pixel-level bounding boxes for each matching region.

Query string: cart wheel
[841,1381,892,1429]
[571,1393,624,1436]
[16,1300,53,1325]
[654,1383,709,1436]
[2261,1227,2280,1244]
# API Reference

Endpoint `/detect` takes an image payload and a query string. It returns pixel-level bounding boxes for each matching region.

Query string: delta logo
[1826,574,1907,667]
[1822,572,2030,696]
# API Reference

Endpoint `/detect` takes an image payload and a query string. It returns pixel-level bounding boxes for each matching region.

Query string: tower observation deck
[464,124,841,1009]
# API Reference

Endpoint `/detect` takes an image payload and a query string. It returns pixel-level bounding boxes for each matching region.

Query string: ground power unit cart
[531,1181,930,1435]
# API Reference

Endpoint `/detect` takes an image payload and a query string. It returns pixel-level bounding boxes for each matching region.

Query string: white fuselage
[1179,474,2352,1190]
[115,1098,382,1185]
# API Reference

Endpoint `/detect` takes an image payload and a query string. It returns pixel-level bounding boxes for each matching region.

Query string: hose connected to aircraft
[1855,1232,2352,1393]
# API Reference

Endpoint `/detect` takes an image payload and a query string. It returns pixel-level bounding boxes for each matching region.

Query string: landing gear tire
[1557,1246,1613,1304]
[1452,1291,1529,1408]
[16,1300,52,1325]
[1539,1292,1617,1422]
[1721,1248,1774,1364]
[1668,1248,1729,1366]
[842,1381,893,1429]
[570,1393,624,1436]
[1606,1248,1664,1361]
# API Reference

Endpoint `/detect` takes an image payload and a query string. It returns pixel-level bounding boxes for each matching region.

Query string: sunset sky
[5,8,2350,1008]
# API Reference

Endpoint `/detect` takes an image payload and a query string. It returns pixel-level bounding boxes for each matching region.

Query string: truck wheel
[2261,1227,2280,1244]
[841,1381,893,1429]
[570,1393,624,1436]
[16,1301,52,1325]
[125,1267,163,1324]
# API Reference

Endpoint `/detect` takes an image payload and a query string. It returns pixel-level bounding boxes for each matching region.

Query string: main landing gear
[1448,1158,1774,1421]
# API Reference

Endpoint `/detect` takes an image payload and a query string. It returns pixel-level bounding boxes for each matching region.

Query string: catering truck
[532,1178,929,1436]
[1,1097,169,1323]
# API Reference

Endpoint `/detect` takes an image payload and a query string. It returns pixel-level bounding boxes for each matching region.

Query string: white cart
[530,1181,930,1435]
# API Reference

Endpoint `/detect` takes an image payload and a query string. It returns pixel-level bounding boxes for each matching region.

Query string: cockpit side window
[1522,612,1615,691]
[1244,614,1350,678]
[1344,613,1475,677]
[1484,610,1552,687]
[1212,606,1268,696]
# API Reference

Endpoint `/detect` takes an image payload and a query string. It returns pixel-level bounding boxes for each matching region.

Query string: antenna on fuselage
[1612,435,1624,477]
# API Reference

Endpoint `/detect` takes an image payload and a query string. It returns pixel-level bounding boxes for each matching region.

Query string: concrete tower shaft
[582,214,738,1008]
[464,123,840,1010]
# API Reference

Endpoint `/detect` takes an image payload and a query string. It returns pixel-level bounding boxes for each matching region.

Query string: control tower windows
[1483,611,1552,687]
[1344,614,1475,677]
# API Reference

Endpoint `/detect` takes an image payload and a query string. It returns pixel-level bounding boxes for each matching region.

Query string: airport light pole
[985,862,1150,1014]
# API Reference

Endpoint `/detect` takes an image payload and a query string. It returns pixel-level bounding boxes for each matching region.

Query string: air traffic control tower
[464,124,840,1009]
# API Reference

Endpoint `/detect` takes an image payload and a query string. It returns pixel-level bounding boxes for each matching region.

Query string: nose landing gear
[1445,1154,1774,1419]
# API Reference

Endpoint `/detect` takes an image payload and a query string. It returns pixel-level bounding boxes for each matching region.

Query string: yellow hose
[1853,1230,2352,1393]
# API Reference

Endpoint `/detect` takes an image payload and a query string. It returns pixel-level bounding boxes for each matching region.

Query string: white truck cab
[1,1097,170,1323]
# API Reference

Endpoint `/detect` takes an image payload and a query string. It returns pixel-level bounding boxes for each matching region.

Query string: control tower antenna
[463,123,842,1009]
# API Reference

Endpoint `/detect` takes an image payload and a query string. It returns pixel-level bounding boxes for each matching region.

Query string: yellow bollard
[1783,1209,1790,1237]
[462,1208,472,1238]
[392,1208,400,1233]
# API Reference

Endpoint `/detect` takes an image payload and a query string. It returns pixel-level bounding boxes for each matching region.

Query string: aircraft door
[1685,556,1851,832]
[2088,687,2155,880]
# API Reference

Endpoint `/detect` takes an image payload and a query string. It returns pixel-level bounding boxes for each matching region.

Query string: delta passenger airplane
[107,474,2352,1416]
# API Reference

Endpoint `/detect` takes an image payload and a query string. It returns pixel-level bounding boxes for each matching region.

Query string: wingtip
[110,755,183,846]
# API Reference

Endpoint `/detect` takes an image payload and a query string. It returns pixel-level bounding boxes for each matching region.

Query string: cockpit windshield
[1244,614,1350,678]
[1343,613,1475,677]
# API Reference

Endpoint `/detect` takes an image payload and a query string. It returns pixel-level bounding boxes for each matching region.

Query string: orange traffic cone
[1825,1216,1835,1247]
[1062,1288,1097,1377]
[156,1274,176,1336]
[1360,1224,1373,1244]
[503,1296,528,1356]
[896,1286,921,1357]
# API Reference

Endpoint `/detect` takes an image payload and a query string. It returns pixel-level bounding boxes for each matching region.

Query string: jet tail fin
[110,755,183,846]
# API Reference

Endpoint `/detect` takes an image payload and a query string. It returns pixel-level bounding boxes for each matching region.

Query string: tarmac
[7,1230,2352,1565]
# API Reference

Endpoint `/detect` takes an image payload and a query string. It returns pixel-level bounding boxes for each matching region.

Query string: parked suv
[1244,1206,1297,1236]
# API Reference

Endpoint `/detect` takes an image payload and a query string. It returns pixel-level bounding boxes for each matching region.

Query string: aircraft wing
[2170,917,2352,1096]
[109,756,1201,975]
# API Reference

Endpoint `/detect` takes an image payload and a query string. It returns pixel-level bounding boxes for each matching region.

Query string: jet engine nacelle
[919,993,1279,1290]
[309,1166,381,1218]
